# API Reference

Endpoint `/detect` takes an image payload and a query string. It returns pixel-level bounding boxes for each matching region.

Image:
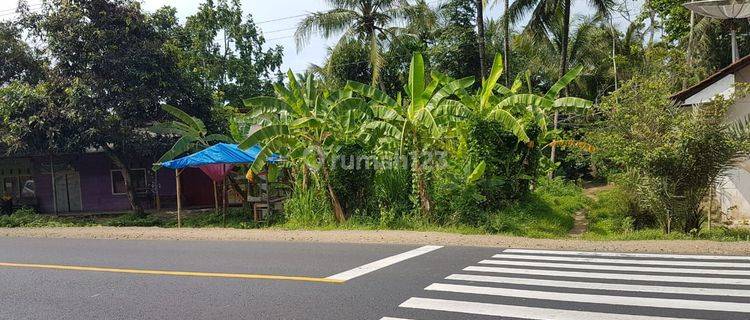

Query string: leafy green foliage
[589,73,750,233]
[349,52,474,218]
[0,22,45,85]
[153,0,283,106]
[0,208,78,228]
[330,143,376,217]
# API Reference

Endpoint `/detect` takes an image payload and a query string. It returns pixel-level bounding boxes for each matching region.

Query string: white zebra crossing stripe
[464,265,750,285]
[493,253,750,268]
[424,283,750,313]
[399,297,702,320]
[379,318,414,320]
[503,249,750,261]
[326,245,442,281]
[445,273,750,297]
[478,259,750,276]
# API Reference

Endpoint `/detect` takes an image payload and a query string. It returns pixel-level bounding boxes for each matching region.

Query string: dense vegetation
[2,0,750,240]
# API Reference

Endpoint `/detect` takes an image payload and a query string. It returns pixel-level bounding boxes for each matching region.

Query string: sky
[0,0,642,73]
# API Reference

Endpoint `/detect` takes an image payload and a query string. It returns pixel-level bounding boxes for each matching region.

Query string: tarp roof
[160,143,277,169]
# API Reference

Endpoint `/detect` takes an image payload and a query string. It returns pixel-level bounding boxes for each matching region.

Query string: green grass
[5,181,749,242]
[485,178,589,238]
[0,208,88,228]
[581,187,750,241]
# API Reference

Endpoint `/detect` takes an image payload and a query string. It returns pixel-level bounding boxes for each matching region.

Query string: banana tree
[238,71,373,223]
[454,54,593,145]
[347,52,474,218]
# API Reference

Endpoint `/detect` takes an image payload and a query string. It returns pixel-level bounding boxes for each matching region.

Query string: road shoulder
[0,227,748,255]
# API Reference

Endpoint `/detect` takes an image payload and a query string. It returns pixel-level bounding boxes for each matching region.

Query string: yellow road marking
[0,262,344,284]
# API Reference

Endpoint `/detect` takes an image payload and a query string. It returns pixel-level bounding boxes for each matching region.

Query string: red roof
[671,54,750,102]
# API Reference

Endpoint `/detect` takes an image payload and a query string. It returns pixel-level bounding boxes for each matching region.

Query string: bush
[588,73,750,234]
[467,118,541,207]
[330,142,376,218]
[0,207,77,228]
[431,162,487,226]
[175,208,260,229]
[585,186,635,236]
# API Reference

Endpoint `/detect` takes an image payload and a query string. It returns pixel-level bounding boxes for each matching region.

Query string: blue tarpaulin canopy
[160,143,276,169]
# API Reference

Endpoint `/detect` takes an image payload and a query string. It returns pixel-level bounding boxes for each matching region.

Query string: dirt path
[1,227,749,255]
[569,210,588,236]
[568,184,611,237]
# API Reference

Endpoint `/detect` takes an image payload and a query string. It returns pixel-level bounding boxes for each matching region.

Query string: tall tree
[502,0,511,85]
[0,22,45,86]
[431,0,481,80]
[295,0,414,85]
[156,0,283,106]
[507,0,612,166]
[21,0,214,214]
[475,0,487,79]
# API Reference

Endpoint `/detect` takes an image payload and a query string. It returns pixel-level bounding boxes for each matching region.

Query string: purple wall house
[1,153,216,213]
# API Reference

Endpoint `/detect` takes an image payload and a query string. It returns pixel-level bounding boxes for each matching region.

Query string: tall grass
[282,183,335,228]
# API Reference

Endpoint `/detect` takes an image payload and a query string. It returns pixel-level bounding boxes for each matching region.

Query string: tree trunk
[475,0,487,79]
[105,150,144,216]
[684,8,695,89]
[549,0,571,176]
[610,18,618,94]
[503,0,511,85]
[647,0,656,47]
[317,148,346,223]
[412,147,432,218]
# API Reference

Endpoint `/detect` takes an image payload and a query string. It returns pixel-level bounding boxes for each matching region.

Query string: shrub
[431,161,487,226]
[588,73,750,234]
[0,207,77,228]
[330,142,376,218]
[467,118,541,207]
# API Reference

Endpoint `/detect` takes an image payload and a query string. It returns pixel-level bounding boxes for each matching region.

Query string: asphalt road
[1,237,749,320]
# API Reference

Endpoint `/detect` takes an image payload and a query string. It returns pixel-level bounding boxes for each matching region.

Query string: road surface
[1,237,749,319]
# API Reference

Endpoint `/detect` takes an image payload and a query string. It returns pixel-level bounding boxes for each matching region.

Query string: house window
[111,169,148,195]
[0,161,35,199]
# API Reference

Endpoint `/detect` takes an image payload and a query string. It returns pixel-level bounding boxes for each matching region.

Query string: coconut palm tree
[295,0,427,85]
[475,0,487,78]
[507,0,613,164]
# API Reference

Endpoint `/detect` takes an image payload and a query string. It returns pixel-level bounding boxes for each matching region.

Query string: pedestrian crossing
[379,248,750,320]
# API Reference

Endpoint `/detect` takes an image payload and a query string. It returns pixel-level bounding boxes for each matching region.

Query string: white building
[672,55,750,222]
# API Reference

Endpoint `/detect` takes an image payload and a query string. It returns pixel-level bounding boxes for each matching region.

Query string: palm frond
[295,9,359,49]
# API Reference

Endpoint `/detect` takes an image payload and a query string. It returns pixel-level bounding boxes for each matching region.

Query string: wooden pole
[222,178,227,226]
[175,169,182,228]
[154,172,161,212]
[213,181,219,214]
[50,155,58,214]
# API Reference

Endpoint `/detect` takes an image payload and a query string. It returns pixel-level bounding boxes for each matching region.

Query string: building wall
[717,166,750,220]
[684,74,736,105]
[718,82,750,220]
[26,153,214,213]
